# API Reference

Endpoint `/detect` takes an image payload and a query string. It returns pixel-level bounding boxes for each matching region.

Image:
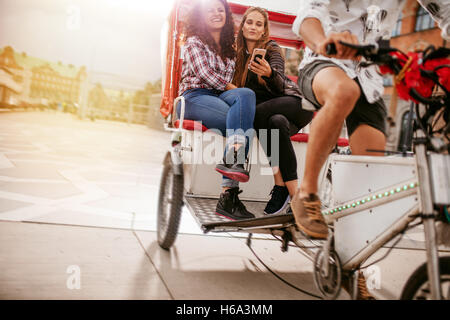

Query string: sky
[0,0,300,88]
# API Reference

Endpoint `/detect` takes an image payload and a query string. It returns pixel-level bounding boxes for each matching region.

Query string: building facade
[0,46,87,109]
[0,46,25,106]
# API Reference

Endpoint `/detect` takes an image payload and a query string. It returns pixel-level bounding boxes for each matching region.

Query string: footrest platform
[184,196,295,234]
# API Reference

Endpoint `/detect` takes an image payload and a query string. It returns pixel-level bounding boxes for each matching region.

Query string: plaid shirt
[178,36,235,96]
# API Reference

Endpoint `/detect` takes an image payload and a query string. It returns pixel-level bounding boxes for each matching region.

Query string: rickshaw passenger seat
[290,133,349,147]
[174,119,208,132]
[173,119,350,146]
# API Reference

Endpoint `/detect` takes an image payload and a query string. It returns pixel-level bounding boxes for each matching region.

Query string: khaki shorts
[297,60,387,137]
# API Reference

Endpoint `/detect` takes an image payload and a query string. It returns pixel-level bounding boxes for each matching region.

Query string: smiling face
[203,0,226,32]
[242,10,266,42]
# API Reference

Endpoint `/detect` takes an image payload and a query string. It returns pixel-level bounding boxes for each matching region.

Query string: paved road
[0,111,447,300]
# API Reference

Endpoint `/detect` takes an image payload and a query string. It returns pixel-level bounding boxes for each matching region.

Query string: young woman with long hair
[233,7,314,215]
[177,0,256,220]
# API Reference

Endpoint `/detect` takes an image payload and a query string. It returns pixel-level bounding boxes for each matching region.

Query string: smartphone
[251,48,266,64]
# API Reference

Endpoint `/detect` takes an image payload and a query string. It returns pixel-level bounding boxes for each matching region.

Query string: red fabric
[337,138,350,147]
[290,133,309,143]
[173,122,351,147]
[287,75,298,83]
[290,133,349,147]
[174,120,208,132]
[269,37,303,50]
[380,52,450,103]
[160,6,181,119]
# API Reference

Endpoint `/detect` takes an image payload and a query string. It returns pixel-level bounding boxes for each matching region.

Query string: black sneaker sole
[215,165,249,183]
[215,208,255,221]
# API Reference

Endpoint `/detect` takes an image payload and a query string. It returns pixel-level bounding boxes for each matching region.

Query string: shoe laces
[303,197,324,223]
[227,188,245,208]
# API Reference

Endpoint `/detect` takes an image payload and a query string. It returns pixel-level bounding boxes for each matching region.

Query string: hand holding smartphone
[248,48,271,78]
[250,48,266,64]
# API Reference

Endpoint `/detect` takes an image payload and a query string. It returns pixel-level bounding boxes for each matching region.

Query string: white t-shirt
[293,0,450,103]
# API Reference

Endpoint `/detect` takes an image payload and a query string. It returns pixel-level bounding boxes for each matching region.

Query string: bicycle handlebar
[325,43,337,56]
[325,40,407,76]
[325,40,391,61]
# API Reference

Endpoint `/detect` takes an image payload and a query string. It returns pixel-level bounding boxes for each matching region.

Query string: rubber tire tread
[157,154,184,250]
[400,256,450,300]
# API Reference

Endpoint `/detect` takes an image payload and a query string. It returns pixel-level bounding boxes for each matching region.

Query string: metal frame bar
[414,129,443,300]
[342,205,420,270]
[331,154,416,166]
[164,96,185,132]
[323,179,419,222]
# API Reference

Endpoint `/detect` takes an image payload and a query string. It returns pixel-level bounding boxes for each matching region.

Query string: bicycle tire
[400,256,450,300]
[157,152,184,250]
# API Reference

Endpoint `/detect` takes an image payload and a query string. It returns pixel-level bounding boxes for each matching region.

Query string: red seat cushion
[174,120,208,132]
[290,133,309,143]
[287,75,298,83]
[337,138,349,147]
[290,133,349,147]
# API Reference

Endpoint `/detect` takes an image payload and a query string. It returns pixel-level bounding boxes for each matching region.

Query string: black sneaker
[264,185,290,215]
[215,188,255,220]
[215,146,249,182]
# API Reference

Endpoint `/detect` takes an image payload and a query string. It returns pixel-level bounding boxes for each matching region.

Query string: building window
[415,6,435,32]
[398,110,417,151]
[392,13,402,37]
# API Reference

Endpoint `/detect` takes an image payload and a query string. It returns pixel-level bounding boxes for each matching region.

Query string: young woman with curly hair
[177,0,256,221]
[233,7,314,215]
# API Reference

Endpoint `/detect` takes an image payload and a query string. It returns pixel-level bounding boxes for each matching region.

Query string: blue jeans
[177,88,256,188]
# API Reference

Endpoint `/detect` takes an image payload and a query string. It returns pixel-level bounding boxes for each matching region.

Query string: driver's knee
[328,79,360,113]
[315,75,361,116]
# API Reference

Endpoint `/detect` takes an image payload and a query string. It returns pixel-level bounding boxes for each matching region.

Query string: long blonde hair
[233,7,279,87]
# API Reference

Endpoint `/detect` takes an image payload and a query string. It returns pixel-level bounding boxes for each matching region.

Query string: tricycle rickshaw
[157,0,450,300]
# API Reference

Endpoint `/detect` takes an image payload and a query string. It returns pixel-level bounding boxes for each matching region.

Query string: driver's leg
[349,124,386,155]
[300,67,359,195]
[345,90,387,156]
[291,64,360,239]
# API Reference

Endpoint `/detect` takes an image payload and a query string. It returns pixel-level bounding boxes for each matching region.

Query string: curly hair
[233,7,281,87]
[185,0,236,60]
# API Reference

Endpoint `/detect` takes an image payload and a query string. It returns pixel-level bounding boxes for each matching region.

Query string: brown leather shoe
[291,192,328,239]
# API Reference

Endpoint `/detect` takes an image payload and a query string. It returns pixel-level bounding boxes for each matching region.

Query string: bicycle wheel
[313,248,342,300]
[157,152,184,250]
[400,256,450,300]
